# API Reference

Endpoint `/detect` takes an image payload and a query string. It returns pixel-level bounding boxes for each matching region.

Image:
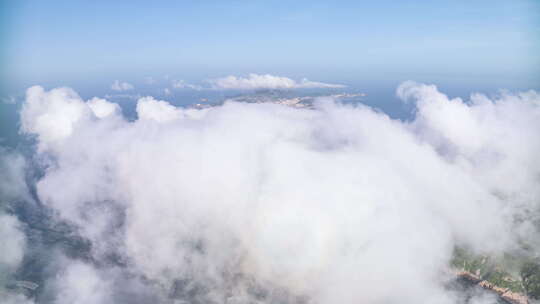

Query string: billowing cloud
[209,73,346,90]
[87,97,121,119]
[136,96,182,122]
[111,80,134,91]
[8,82,540,303]
[21,86,121,149]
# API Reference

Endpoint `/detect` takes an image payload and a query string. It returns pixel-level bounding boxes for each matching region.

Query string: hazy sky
[2,0,539,89]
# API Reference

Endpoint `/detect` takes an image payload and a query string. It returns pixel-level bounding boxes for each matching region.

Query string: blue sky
[2,0,539,91]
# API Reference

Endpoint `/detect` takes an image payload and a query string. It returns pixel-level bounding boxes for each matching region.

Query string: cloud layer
[2,82,540,303]
[209,73,346,90]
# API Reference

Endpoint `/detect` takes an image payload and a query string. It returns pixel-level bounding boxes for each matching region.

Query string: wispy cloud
[104,93,141,100]
[1,96,17,104]
[209,73,346,90]
[111,80,134,91]
[171,79,202,90]
[144,77,156,85]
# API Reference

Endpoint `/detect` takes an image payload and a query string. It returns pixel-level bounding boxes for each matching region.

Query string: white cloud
[111,80,134,91]
[209,73,346,90]
[0,215,26,271]
[16,82,540,303]
[171,79,202,90]
[136,96,183,122]
[21,86,124,151]
[53,261,112,304]
[21,86,92,145]
[87,97,121,119]
[103,93,141,100]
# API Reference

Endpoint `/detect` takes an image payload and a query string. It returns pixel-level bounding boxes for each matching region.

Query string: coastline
[456,271,529,304]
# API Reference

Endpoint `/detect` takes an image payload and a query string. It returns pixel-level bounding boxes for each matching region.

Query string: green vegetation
[451,247,540,299]
[520,260,540,299]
